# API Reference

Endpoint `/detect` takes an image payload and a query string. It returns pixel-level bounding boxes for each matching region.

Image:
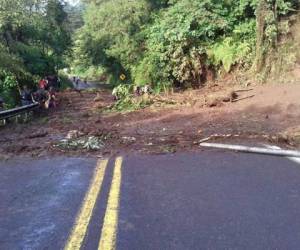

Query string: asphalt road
[71,79,110,90]
[1,150,300,249]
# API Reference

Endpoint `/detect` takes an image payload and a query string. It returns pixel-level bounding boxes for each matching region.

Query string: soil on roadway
[1,81,300,158]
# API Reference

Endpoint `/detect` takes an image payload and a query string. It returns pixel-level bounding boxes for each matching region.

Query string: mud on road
[1,82,300,159]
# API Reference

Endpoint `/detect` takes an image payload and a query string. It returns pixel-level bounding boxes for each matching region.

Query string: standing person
[47,75,57,90]
[0,96,9,125]
[45,86,57,109]
[20,85,33,106]
[0,96,4,111]
[55,75,61,90]
[75,76,80,88]
[84,78,88,86]
[35,79,48,105]
[39,78,48,90]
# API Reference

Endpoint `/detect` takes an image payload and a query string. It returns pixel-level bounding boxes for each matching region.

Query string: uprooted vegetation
[105,81,257,112]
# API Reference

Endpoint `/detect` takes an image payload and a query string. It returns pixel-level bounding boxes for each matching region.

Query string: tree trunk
[274,0,279,48]
[254,0,268,73]
[254,0,280,73]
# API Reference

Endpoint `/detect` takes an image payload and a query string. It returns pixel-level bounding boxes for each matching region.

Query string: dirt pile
[1,82,300,158]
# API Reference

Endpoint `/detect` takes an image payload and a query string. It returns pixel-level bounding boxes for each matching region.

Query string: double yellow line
[65,157,123,250]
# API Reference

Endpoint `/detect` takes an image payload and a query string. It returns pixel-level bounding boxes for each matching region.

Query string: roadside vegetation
[1,0,299,109]
[1,0,300,157]
[0,0,73,108]
[72,0,299,91]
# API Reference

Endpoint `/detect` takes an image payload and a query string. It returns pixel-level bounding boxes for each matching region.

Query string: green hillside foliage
[72,0,299,90]
[1,0,299,107]
[0,0,71,107]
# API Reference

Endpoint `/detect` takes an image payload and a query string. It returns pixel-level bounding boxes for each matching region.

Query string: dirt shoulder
[1,82,300,159]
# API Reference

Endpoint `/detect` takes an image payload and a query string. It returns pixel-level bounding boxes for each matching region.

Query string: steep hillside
[264,14,300,84]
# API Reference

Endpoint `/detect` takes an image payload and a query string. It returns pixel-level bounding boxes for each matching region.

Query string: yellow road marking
[65,159,109,250]
[98,157,123,250]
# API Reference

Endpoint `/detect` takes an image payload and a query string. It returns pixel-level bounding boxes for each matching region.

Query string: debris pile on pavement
[53,128,118,151]
[274,127,300,146]
[2,83,300,158]
[66,130,85,139]
[26,130,48,139]
[150,96,178,107]
[149,94,202,108]
[55,135,105,151]
[122,136,136,144]
[205,89,254,107]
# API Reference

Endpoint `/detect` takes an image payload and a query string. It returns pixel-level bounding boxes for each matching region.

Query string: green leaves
[0,0,71,76]
[71,0,152,83]
[0,70,17,89]
[0,0,72,107]
[210,38,252,72]
[71,0,297,89]
[0,69,19,108]
[138,0,255,86]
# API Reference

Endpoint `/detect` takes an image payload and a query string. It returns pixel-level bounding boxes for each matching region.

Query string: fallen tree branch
[26,131,48,139]
[234,89,254,93]
[199,134,239,143]
[232,95,255,103]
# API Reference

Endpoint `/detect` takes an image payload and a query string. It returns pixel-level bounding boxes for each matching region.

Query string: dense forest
[72,0,299,91]
[1,0,299,107]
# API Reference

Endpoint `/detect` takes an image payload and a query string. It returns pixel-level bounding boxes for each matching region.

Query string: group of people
[0,75,61,123]
[18,75,61,109]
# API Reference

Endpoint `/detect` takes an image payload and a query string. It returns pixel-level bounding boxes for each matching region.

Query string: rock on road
[1,150,300,249]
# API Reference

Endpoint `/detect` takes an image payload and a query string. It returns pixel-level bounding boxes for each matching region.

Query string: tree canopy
[72,0,299,89]
[0,0,71,107]
[1,0,299,107]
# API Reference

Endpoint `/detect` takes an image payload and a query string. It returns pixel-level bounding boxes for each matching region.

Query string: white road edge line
[264,145,300,164]
[200,142,300,158]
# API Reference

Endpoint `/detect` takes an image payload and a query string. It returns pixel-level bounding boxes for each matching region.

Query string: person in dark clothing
[0,96,4,111]
[53,75,60,90]
[57,77,61,90]
[75,77,80,87]
[84,78,88,86]
[0,96,9,124]
[47,86,57,109]
[46,75,55,90]
[20,85,33,106]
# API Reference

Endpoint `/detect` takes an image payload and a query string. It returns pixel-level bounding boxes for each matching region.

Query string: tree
[72,0,152,82]
[0,0,72,106]
[72,0,299,89]
[255,0,268,72]
[254,0,298,72]
[65,2,84,33]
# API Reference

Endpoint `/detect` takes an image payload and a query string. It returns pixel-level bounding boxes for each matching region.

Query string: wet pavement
[1,150,300,249]
[71,79,111,90]
[0,157,97,249]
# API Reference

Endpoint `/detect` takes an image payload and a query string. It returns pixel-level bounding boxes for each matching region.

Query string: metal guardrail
[0,102,39,120]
